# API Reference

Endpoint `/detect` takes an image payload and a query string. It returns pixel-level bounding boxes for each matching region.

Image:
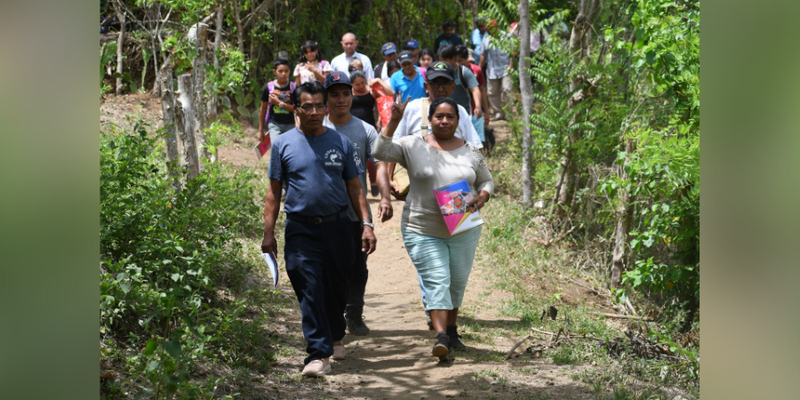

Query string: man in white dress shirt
[331,32,374,80]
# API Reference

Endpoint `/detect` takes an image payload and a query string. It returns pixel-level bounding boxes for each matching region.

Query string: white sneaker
[301,358,331,377]
[332,341,345,360]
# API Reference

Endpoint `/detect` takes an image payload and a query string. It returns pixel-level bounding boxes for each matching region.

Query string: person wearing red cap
[479,24,513,121]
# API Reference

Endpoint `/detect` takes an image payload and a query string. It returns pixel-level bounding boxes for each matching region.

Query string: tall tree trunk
[159,65,182,189]
[554,0,601,219]
[113,2,125,95]
[451,0,468,38]
[150,35,162,97]
[519,0,534,207]
[192,23,211,163]
[360,0,372,16]
[207,6,223,121]
[610,138,635,288]
[471,0,478,30]
[177,74,200,179]
[231,0,245,53]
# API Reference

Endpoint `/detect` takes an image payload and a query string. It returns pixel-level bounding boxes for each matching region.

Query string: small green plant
[100,41,117,96]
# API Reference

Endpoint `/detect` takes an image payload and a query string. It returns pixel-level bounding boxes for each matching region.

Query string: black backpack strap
[457,66,473,114]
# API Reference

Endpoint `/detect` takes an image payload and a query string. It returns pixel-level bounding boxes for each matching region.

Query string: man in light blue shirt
[470,18,488,60]
[331,32,374,80]
[479,31,513,121]
[390,50,426,102]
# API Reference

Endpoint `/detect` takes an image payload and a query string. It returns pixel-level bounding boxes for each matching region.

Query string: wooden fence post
[192,22,212,163]
[176,74,200,179]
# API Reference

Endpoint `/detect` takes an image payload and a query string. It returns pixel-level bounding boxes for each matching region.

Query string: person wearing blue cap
[405,39,420,64]
[373,42,399,83]
[323,71,394,338]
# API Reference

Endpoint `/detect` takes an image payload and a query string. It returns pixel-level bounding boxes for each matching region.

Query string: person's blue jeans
[472,115,485,142]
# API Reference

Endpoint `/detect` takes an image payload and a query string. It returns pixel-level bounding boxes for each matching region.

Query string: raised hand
[390,91,411,122]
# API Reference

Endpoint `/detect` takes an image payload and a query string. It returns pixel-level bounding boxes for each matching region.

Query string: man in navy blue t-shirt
[262,81,377,377]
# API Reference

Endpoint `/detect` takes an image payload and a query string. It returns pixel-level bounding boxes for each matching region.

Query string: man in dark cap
[390,50,427,102]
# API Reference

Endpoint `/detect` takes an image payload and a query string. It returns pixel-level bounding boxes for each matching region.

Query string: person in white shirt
[390,61,483,150]
[331,32,374,80]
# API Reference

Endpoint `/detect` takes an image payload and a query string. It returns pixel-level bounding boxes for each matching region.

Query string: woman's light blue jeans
[401,226,482,310]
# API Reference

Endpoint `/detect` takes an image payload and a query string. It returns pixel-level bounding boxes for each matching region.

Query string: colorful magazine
[433,180,484,235]
[254,133,272,160]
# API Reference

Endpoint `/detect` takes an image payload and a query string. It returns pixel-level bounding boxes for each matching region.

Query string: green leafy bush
[100,122,265,397]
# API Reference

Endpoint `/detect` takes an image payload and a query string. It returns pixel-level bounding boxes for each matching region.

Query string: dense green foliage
[482,0,700,345]
[100,122,277,398]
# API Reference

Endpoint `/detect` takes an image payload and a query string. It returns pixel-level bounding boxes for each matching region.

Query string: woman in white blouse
[294,40,332,85]
[373,96,493,361]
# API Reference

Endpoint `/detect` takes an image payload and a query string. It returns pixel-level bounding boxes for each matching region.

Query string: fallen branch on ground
[507,326,605,358]
[567,277,611,297]
[594,312,654,321]
[505,335,531,359]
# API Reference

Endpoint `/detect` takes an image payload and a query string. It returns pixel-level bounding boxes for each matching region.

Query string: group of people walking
[259,21,501,377]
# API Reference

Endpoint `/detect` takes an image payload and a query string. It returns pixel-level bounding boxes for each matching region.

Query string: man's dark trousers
[284,217,354,365]
[347,222,368,307]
